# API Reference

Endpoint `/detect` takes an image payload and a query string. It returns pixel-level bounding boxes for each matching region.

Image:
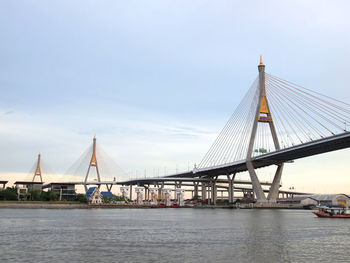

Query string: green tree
[116,195,127,202]
[40,191,50,201]
[40,191,58,201]
[31,190,41,201]
[102,195,127,203]
[75,194,87,203]
[0,187,18,201]
[49,191,58,201]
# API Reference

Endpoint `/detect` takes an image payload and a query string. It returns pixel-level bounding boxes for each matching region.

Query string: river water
[0,208,349,262]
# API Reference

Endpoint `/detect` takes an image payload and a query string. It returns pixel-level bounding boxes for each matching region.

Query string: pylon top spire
[259,55,265,66]
[94,134,96,139]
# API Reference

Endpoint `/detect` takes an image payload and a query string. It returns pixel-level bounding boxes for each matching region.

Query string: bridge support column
[106,184,113,192]
[210,182,214,205]
[213,184,217,205]
[247,162,267,202]
[210,178,217,205]
[158,182,164,200]
[129,185,133,201]
[201,182,207,202]
[267,164,284,202]
[227,173,236,204]
[144,187,148,201]
[207,184,211,204]
[193,182,199,198]
[174,181,182,200]
[157,185,161,198]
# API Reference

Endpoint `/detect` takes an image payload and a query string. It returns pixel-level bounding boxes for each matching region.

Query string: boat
[313,206,350,218]
[157,203,166,208]
[170,203,180,208]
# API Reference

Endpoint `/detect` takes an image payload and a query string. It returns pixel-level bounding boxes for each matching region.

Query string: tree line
[0,187,87,202]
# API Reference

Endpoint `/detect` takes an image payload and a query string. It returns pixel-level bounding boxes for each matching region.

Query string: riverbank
[0,202,159,209]
[0,201,305,209]
[0,201,89,209]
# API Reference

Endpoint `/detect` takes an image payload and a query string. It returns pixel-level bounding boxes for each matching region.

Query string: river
[0,208,349,262]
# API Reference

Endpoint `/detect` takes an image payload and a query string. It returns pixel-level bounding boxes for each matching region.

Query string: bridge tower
[246,56,284,203]
[32,153,43,182]
[84,135,101,192]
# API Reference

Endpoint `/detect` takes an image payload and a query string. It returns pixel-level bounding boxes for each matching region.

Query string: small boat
[313,206,350,218]
[157,203,166,208]
[170,203,180,208]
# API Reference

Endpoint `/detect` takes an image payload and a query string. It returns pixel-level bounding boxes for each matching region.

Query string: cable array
[199,73,350,169]
[265,73,350,147]
[23,156,56,182]
[65,142,127,181]
[199,78,260,168]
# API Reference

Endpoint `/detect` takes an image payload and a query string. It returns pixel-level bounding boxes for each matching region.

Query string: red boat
[313,206,350,218]
[157,203,166,208]
[170,203,180,208]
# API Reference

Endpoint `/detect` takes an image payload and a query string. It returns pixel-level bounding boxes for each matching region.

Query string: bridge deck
[196,131,350,176]
[117,132,350,186]
[117,177,273,186]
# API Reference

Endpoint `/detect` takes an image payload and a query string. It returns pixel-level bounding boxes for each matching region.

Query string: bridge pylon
[32,153,43,182]
[246,56,284,203]
[84,135,101,192]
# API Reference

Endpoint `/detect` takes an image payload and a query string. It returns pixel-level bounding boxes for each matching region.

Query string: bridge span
[116,57,350,205]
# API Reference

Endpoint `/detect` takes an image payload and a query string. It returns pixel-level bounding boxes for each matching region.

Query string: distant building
[300,194,350,207]
[14,181,43,200]
[278,194,350,207]
[101,191,117,198]
[42,182,77,201]
[0,181,8,190]
[86,187,102,204]
[85,187,116,204]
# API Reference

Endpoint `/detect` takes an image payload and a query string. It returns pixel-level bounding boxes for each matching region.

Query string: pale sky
[0,1,350,194]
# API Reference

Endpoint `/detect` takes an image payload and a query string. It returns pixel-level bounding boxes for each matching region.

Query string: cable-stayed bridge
[118,57,350,204]
[39,57,350,205]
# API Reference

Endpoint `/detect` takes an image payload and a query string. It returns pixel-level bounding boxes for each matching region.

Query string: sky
[0,0,350,194]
